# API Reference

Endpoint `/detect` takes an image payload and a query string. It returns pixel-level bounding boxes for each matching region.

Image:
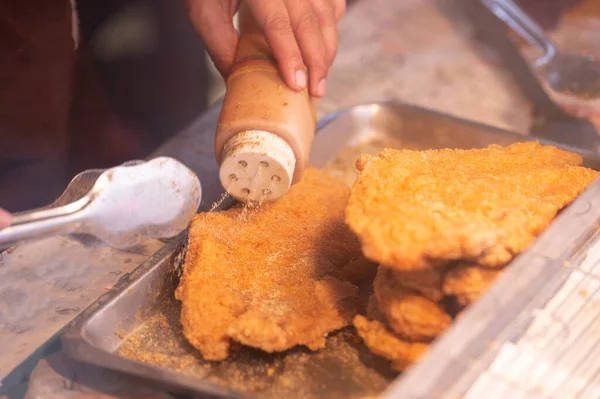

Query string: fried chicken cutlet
[443,264,503,308]
[346,142,599,270]
[176,168,363,361]
[374,267,451,341]
[354,296,429,371]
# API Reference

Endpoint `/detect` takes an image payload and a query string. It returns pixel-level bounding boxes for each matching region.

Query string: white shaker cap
[219,130,296,203]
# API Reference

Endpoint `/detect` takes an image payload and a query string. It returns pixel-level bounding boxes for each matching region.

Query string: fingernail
[295,69,307,89]
[317,79,327,97]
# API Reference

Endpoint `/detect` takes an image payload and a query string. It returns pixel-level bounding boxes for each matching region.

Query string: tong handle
[481,0,556,66]
[0,197,90,250]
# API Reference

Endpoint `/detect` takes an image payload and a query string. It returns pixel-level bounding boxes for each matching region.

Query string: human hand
[185,0,346,98]
[0,208,11,229]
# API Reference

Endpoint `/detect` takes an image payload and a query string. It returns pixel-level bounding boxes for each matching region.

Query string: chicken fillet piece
[354,296,429,371]
[374,267,452,341]
[384,265,447,302]
[176,169,363,360]
[346,142,598,270]
[443,264,503,308]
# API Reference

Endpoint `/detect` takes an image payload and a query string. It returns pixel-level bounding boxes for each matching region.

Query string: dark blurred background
[0,0,211,212]
[76,0,211,156]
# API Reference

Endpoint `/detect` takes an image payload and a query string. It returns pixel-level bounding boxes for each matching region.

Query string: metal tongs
[0,157,202,250]
[478,0,600,154]
[482,0,600,99]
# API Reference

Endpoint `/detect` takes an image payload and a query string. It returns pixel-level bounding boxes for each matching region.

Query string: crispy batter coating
[354,297,429,371]
[341,256,378,285]
[443,264,503,308]
[374,267,452,341]
[176,169,363,360]
[346,142,598,270]
[386,266,447,302]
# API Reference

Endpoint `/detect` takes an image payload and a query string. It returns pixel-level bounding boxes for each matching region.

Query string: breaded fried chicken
[443,264,503,308]
[345,142,598,270]
[353,296,429,371]
[348,142,597,370]
[375,267,452,341]
[176,169,363,360]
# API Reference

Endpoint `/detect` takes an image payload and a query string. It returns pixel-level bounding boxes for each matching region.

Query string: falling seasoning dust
[210,192,231,212]
[236,190,272,222]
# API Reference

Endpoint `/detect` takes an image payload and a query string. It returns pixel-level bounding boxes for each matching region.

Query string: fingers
[308,0,338,69]
[285,0,330,97]
[248,0,342,97]
[246,0,307,92]
[0,208,11,229]
[186,0,346,97]
[185,0,240,77]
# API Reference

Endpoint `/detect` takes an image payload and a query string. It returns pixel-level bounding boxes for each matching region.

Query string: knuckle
[265,12,292,32]
[313,2,336,24]
[294,12,319,32]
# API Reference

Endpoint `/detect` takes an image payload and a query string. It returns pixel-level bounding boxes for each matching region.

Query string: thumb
[185,0,239,77]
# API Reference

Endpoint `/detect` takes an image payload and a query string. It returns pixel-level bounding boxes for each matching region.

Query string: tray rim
[316,100,600,158]
[61,100,600,398]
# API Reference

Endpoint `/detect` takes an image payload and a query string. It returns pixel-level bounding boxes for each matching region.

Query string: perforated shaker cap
[219,130,296,203]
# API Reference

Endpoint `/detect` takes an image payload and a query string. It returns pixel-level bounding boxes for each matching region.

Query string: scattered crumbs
[531,385,545,395]
[159,318,169,329]
[323,136,405,188]
[6,246,16,254]
[116,297,395,399]
[127,289,133,293]
[562,261,572,268]
[487,340,499,350]
[115,330,127,339]
[580,288,589,298]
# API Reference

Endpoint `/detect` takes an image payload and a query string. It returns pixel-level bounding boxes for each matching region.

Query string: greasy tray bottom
[115,136,406,399]
[118,296,395,399]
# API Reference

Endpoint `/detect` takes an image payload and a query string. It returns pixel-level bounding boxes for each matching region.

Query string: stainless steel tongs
[481,0,600,154]
[0,157,202,250]
[482,0,600,100]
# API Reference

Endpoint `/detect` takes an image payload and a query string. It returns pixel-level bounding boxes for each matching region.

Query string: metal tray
[62,102,600,399]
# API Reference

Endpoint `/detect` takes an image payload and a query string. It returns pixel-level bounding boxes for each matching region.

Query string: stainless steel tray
[62,102,600,399]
